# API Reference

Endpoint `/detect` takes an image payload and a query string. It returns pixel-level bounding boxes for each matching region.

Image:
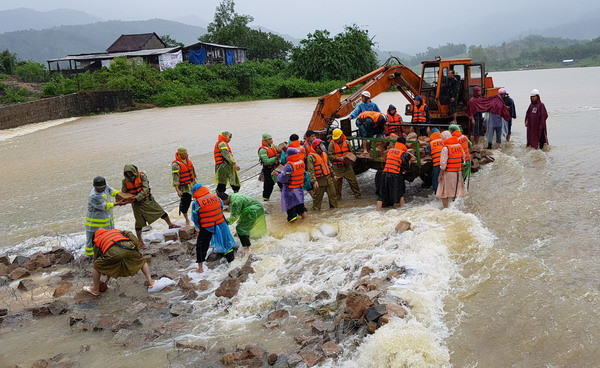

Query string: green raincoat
[122,164,166,229]
[215,141,241,187]
[228,193,267,238]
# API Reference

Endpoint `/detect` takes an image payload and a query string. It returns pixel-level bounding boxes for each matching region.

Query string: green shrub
[1,86,30,104]
[15,61,48,82]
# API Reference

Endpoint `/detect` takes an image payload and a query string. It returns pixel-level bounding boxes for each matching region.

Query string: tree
[0,50,17,74]
[161,35,184,48]
[15,61,48,82]
[290,25,378,81]
[200,0,292,60]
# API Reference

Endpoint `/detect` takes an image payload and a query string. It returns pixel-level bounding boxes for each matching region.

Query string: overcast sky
[1,0,600,52]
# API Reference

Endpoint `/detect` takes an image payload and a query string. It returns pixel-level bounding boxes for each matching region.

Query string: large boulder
[215,279,241,298]
[9,267,30,280]
[344,291,374,319]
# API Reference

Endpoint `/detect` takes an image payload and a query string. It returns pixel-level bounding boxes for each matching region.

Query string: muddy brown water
[1,67,600,367]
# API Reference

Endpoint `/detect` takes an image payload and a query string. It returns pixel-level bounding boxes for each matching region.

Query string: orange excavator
[307,57,499,134]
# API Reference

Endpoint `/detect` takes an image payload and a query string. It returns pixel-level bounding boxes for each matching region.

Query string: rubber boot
[239,234,251,247]
[487,142,493,150]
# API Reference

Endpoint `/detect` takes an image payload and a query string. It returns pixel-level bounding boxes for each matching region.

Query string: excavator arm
[307,61,422,132]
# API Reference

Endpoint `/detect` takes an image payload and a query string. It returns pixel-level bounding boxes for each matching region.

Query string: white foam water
[0,117,79,142]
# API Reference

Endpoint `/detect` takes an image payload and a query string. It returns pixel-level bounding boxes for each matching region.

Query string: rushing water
[1,67,599,367]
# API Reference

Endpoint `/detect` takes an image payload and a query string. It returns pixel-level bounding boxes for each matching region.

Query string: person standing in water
[172,146,197,227]
[84,176,122,258]
[278,147,308,223]
[214,131,241,194]
[436,131,466,208]
[525,89,549,149]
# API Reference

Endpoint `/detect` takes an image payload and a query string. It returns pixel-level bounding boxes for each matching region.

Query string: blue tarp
[225,49,235,65]
[189,48,207,65]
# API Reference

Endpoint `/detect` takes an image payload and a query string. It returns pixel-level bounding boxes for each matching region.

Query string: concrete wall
[0,90,133,130]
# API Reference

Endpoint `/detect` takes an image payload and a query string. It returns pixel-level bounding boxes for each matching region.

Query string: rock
[181,291,197,301]
[68,311,86,326]
[222,345,265,368]
[314,290,330,301]
[267,353,278,365]
[0,275,9,286]
[31,359,50,368]
[0,263,10,275]
[215,278,241,298]
[384,303,407,319]
[335,292,347,302]
[48,300,69,315]
[73,290,99,304]
[9,267,30,280]
[28,306,51,317]
[197,280,212,291]
[23,253,53,270]
[360,266,375,277]
[125,301,147,315]
[169,303,193,316]
[299,347,323,367]
[11,255,29,265]
[177,276,199,291]
[267,309,289,321]
[60,270,75,280]
[365,304,387,322]
[294,335,322,347]
[345,291,374,319]
[366,321,378,334]
[53,282,73,297]
[395,220,411,233]
[0,308,7,317]
[54,252,73,265]
[0,255,9,266]
[287,354,303,367]
[175,340,206,351]
[17,279,37,292]
[357,277,384,291]
[163,231,179,242]
[80,345,91,353]
[263,321,279,329]
[221,352,243,367]
[178,226,196,240]
[309,320,328,334]
[321,341,342,358]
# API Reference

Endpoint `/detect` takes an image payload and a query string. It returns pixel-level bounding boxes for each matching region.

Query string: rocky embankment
[1,223,414,368]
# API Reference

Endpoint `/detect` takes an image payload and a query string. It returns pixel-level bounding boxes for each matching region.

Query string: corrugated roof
[47,47,181,62]
[106,33,166,53]
[183,41,247,50]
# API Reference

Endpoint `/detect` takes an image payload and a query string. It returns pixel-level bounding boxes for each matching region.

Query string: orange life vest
[258,143,278,168]
[444,137,463,172]
[430,132,444,167]
[453,131,470,161]
[357,111,384,121]
[125,172,150,197]
[94,229,130,255]
[386,113,402,135]
[214,135,232,166]
[332,140,350,165]
[288,140,306,158]
[383,143,407,174]
[412,103,427,123]
[310,152,331,178]
[287,158,305,189]
[173,154,195,186]
[196,192,226,228]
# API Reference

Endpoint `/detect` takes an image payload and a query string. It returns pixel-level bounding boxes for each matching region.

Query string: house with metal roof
[47,33,247,73]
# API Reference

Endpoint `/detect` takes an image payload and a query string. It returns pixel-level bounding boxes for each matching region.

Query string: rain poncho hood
[123,164,139,177]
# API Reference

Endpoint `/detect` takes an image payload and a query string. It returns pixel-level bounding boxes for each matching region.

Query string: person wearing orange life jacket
[172,146,197,226]
[328,128,361,200]
[385,104,404,137]
[278,147,308,223]
[191,184,236,273]
[122,164,179,247]
[376,137,411,210]
[356,110,386,154]
[258,133,282,201]
[82,228,156,296]
[449,124,472,180]
[411,96,430,136]
[428,130,444,194]
[214,131,241,194]
[307,139,338,211]
[436,131,466,208]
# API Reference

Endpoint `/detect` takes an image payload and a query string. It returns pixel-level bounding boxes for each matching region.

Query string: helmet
[530,89,540,96]
[498,88,506,95]
[93,176,106,187]
[361,91,371,98]
[332,128,343,140]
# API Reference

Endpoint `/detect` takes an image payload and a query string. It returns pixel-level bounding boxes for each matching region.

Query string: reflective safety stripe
[383,148,404,174]
[457,134,470,161]
[430,138,444,167]
[84,245,94,256]
[288,161,305,189]
[258,144,278,168]
[197,193,226,228]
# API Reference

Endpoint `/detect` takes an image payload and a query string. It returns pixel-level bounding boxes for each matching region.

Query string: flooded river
[1,67,599,367]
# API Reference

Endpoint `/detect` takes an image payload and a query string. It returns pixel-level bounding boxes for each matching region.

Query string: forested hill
[0,19,206,63]
[0,8,102,33]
